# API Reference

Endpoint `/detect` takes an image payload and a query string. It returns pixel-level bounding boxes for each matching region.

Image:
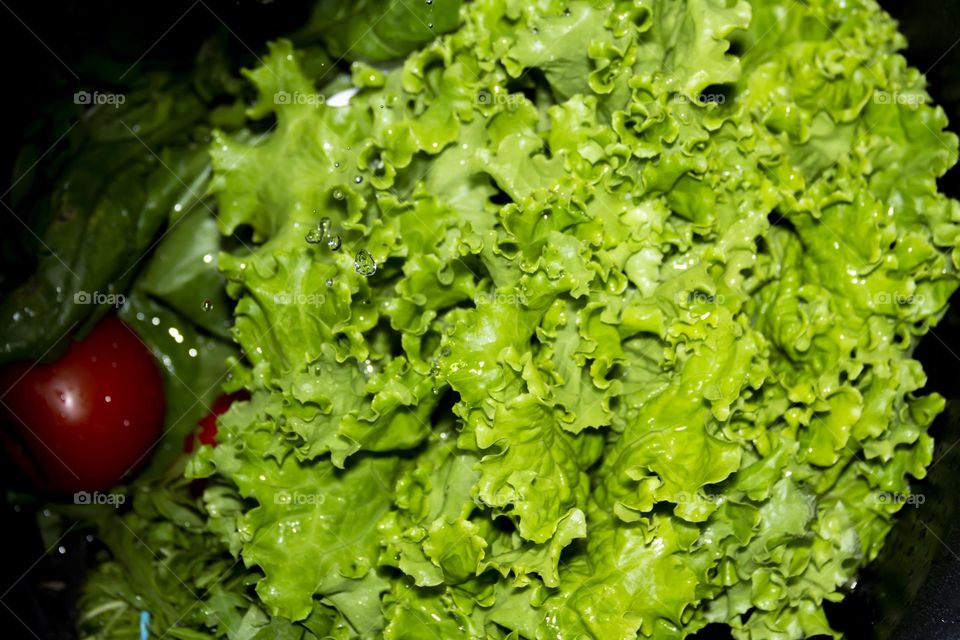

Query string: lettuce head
[76,0,960,638]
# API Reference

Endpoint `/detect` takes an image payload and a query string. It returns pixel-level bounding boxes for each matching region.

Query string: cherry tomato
[0,316,165,492]
[184,391,247,453]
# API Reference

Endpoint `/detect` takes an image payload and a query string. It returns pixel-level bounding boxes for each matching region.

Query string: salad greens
[0,80,209,364]
[11,0,960,638]
[0,34,256,478]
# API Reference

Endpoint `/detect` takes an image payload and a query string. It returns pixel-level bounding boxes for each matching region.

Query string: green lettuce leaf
[70,0,960,638]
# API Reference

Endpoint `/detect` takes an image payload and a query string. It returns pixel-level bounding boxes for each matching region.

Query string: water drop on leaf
[305,227,323,243]
[354,249,377,276]
[360,358,377,376]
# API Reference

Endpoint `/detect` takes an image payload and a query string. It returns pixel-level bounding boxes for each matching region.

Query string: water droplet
[354,175,363,184]
[201,299,214,312]
[360,358,377,376]
[327,234,342,251]
[306,218,332,244]
[305,227,323,243]
[325,278,334,287]
[428,23,434,28]
[334,162,341,168]
[332,189,345,201]
[354,249,378,276]
[426,0,432,4]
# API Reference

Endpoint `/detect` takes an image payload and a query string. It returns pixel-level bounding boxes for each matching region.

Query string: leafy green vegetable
[0,40,251,366]
[294,0,463,62]
[0,82,208,364]
[64,0,960,638]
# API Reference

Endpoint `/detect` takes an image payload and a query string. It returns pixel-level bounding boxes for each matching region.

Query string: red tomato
[184,391,248,453]
[0,316,165,493]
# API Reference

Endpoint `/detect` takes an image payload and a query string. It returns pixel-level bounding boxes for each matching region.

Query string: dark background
[0,1,958,639]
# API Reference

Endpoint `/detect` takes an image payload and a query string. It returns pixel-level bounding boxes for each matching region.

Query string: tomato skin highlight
[0,316,165,493]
